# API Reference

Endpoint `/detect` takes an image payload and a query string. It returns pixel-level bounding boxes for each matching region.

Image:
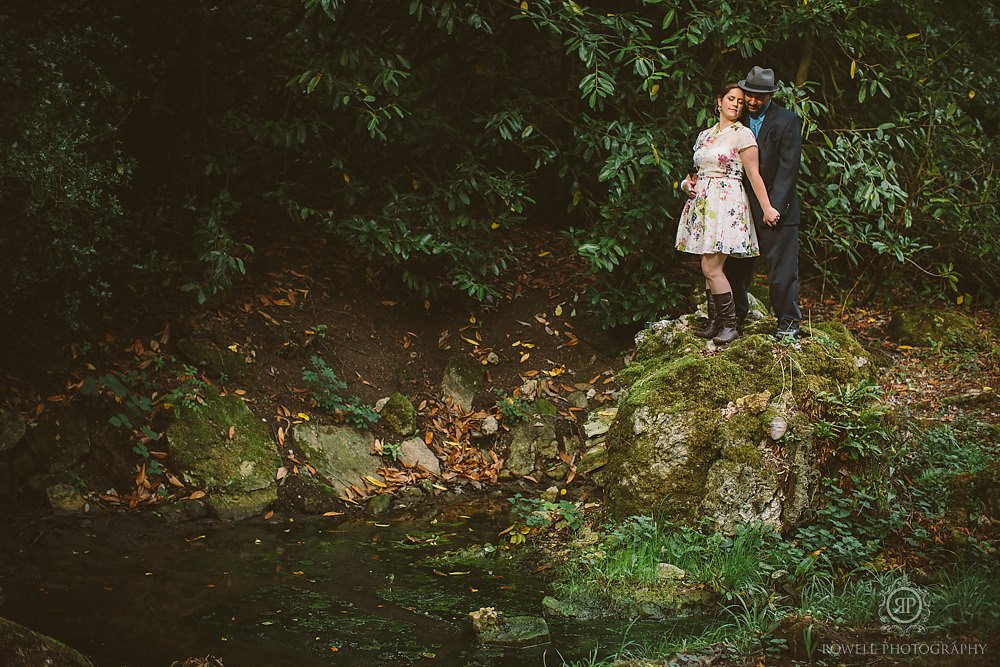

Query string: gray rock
[583,408,617,440]
[656,562,686,581]
[381,392,417,436]
[46,483,87,515]
[398,437,441,475]
[481,415,499,436]
[366,492,393,515]
[294,424,383,495]
[0,616,95,666]
[567,391,589,410]
[0,408,26,454]
[441,356,485,412]
[504,416,556,478]
[469,608,549,646]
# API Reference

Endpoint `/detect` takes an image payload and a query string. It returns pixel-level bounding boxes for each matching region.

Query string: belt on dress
[701,175,742,180]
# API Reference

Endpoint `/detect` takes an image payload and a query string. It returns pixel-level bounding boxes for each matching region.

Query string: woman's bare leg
[701,253,731,294]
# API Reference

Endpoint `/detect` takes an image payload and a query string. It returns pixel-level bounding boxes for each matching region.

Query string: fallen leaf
[188,490,207,500]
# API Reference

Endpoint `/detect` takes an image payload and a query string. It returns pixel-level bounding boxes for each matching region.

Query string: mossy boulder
[166,394,279,520]
[603,316,874,530]
[0,615,95,666]
[0,408,26,454]
[176,337,250,381]
[381,392,417,436]
[887,307,985,350]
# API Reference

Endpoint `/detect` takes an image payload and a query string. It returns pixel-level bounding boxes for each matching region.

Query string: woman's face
[717,88,744,122]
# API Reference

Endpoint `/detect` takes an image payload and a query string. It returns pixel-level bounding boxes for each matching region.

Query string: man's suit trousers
[725,223,801,329]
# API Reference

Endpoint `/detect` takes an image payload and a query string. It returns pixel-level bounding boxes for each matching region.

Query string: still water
[1,498,683,666]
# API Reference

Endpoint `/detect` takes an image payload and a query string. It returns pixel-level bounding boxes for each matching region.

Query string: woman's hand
[763,206,780,226]
[681,174,698,199]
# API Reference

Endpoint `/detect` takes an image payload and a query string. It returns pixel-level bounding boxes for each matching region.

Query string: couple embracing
[675,66,803,344]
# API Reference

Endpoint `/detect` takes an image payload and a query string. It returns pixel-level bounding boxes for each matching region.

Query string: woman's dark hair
[717,81,742,98]
[714,81,742,115]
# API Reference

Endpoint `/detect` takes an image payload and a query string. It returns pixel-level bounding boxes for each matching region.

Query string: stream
[0,497,691,666]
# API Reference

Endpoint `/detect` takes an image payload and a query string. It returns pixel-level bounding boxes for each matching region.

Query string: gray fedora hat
[739,66,778,94]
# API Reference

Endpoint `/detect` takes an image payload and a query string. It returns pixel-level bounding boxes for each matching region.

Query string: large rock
[20,408,91,476]
[0,615,95,666]
[603,316,875,530]
[176,337,250,382]
[441,356,485,412]
[504,415,558,478]
[0,408,26,454]
[166,394,280,520]
[294,424,383,495]
[887,307,986,350]
[398,436,441,475]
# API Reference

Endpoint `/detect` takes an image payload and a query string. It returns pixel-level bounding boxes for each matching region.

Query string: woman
[676,82,780,344]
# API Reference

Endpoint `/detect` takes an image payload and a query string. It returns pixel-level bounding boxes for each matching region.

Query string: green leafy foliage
[301,355,379,427]
[811,380,893,460]
[4,0,998,345]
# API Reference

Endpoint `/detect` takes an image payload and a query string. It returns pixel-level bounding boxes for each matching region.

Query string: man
[725,66,804,338]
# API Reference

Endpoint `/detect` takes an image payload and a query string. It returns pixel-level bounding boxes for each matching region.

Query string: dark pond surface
[0,498,694,666]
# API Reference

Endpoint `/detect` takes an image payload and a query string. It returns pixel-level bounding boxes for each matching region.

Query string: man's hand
[681,174,698,199]
[763,206,780,227]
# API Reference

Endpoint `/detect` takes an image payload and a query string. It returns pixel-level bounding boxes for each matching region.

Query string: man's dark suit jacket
[743,103,802,226]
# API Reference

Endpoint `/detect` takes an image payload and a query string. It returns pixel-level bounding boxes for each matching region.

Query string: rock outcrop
[167,393,280,521]
[602,315,878,531]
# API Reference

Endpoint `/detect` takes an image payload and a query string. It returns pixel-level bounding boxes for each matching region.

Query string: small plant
[507,493,583,535]
[383,441,402,461]
[162,364,210,415]
[812,380,892,460]
[494,389,533,424]
[302,355,379,427]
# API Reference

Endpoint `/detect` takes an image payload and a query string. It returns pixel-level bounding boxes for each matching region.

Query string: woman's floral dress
[675,122,759,257]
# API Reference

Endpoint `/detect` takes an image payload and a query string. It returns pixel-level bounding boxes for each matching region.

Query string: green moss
[176,337,249,381]
[887,307,985,350]
[381,392,416,436]
[604,318,876,524]
[167,394,279,493]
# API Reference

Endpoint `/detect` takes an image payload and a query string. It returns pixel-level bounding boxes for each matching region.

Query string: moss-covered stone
[381,392,416,436]
[603,315,875,529]
[20,407,91,475]
[0,615,95,666]
[176,337,250,381]
[0,407,26,454]
[208,486,275,521]
[277,472,343,514]
[167,394,279,495]
[887,307,985,350]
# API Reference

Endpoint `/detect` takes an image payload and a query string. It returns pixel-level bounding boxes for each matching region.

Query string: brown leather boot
[695,289,719,339]
[712,292,740,345]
